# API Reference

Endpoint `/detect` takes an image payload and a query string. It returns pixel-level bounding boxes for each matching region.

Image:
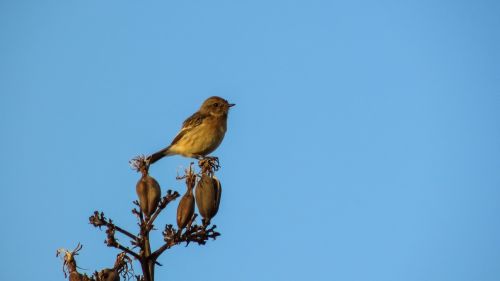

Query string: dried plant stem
[63,157,222,281]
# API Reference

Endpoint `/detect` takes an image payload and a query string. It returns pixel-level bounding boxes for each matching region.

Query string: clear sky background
[1,0,499,280]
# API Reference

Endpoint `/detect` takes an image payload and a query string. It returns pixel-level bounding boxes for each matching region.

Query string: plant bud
[136,174,161,218]
[97,268,119,281]
[176,187,194,230]
[195,174,222,224]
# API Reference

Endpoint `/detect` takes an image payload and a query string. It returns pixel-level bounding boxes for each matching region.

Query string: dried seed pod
[136,174,161,218]
[69,272,93,281]
[211,176,222,218]
[176,186,194,230]
[69,272,84,281]
[97,268,119,281]
[195,174,222,225]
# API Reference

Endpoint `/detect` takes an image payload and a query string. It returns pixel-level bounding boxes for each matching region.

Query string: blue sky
[1,0,499,280]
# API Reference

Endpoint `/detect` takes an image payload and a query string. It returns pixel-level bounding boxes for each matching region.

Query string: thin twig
[145,190,180,232]
[115,225,139,241]
[150,221,219,261]
[89,211,139,241]
[115,243,141,260]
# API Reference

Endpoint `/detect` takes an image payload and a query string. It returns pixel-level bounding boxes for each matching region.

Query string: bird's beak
[228,103,236,107]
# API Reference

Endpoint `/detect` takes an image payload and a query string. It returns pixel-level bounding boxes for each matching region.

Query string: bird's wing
[170,112,206,145]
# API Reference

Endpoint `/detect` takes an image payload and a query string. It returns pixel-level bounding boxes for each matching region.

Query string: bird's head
[199,96,235,116]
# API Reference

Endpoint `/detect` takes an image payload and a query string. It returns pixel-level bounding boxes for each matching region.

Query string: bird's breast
[171,116,227,157]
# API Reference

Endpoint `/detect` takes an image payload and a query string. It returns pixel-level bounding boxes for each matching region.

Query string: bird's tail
[148,145,173,164]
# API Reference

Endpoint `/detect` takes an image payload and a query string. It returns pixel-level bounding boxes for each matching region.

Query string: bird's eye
[213,103,219,107]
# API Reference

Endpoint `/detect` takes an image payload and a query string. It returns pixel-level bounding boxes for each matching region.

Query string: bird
[148,96,234,164]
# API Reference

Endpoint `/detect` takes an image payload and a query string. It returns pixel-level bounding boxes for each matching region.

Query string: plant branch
[113,243,141,261]
[89,211,139,241]
[150,218,220,261]
[89,211,141,261]
[144,190,180,232]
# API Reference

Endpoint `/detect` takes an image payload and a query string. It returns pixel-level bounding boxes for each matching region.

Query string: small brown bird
[148,96,234,163]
